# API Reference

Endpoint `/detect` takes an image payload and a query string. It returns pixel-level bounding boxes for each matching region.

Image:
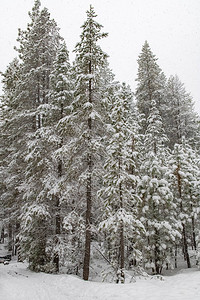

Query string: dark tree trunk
[182,223,191,268]
[118,157,125,283]
[175,244,178,268]
[176,164,191,268]
[83,156,92,280]
[119,178,124,271]
[53,234,59,272]
[14,222,20,257]
[120,224,125,270]
[191,215,197,250]
[54,195,61,273]
[154,229,161,274]
[53,103,64,273]
[55,197,61,235]
[83,67,92,280]
[8,221,13,252]
[55,156,62,237]
[0,226,4,243]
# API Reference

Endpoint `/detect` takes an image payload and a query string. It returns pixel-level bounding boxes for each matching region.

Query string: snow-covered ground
[1,261,200,300]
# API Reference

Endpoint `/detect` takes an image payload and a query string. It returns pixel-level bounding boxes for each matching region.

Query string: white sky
[0,0,200,114]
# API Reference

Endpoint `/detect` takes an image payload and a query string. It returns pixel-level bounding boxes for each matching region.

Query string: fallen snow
[1,261,200,300]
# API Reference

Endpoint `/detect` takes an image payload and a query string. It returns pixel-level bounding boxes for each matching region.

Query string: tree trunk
[182,223,191,268]
[53,234,59,272]
[8,221,13,252]
[55,156,62,237]
[154,228,161,274]
[176,164,191,268]
[119,178,124,271]
[53,103,64,273]
[119,157,125,283]
[83,69,92,280]
[191,215,197,250]
[83,162,92,280]
[120,224,125,270]
[175,244,178,268]
[53,195,61,272]
[0,226,4,244]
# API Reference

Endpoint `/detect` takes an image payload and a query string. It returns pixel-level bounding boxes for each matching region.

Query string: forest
[0,0,200,282]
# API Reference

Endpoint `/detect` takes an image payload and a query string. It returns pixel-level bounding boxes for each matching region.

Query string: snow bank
[1,261,200,300]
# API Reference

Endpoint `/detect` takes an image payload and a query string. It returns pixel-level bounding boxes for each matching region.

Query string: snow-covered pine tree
[15,0,61,129]
[99,82,143,280]
[165,75,200,149]
[58,60,115,276]
[135,41,166,133]
[138,101,181,274]
[45,41,74,272]
[0,58,22,254]
[11,0,63,271]
[65,5,108,280]
[169,141,200,268]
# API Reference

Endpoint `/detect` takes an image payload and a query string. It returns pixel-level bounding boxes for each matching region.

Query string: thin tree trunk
[119,179,124,271]
[53,194,61,272]
[182,223,191,268]
[154,228,161,274]
[119,157,125,283]
[8,221,12,252]
[191,214,197,250]
[15,222,23,261]
[176,164,191,268]
[83,66,92,280]
[83,157,92,280]
[53,104,64,273]
[1,226,4,244]
[120,224,125,270]
[175,244,178,268]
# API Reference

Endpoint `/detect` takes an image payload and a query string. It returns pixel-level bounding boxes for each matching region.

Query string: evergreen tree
[99,83,143,280]
[138,101,180,274]
[170,141,200,268]
[15,0,61,129]
[46,41,73,272]
[0,58,23,254]
[135,41,166,132]
[67,5,108,280]
[10,0,63,270]
[165,75,200,149]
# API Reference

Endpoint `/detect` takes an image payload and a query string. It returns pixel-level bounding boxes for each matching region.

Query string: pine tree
[99,83,143,280]
[15,0,61,129]
[165,75,200,149]
[138,101,180,274]
[170,141,200,268]
[67,5,108,280]
[0,58,23,254]
[10,0,63,270]
[135,41,166,132]
[46,41,73,272]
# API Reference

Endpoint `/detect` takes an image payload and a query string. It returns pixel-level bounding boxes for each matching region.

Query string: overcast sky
[0,0,200,114]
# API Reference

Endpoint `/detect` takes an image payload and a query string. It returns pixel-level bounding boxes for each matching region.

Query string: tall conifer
[69,5,108,280]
